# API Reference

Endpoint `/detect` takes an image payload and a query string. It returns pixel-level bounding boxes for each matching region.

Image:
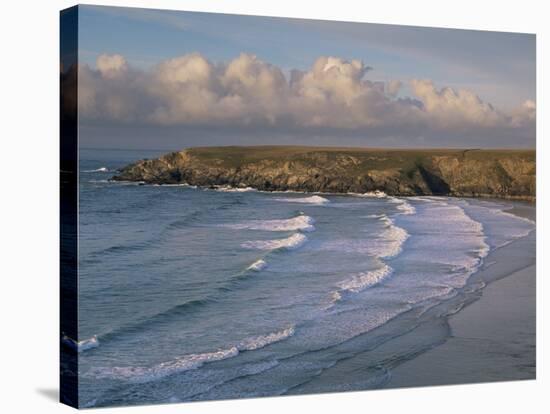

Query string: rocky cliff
[113,146,536,200]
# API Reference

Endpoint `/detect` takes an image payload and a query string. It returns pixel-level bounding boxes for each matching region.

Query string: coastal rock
[113,146,535,200]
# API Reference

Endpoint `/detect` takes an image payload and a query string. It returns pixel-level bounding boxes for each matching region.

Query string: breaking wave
[214,186,257,193]
[324,200,412,309]
[337,264,393,294]
[326,264,394,308]
[319,215,409,260]
[351,190,388,198]
[83,167,109,173]
[62,334,99,352]
[241,233,308,251]
[403,199,490,290]
[237,326,295,351]
[247,259,267,271]
[87,326,295,383]
[388,197,416,215]
[275,195,330,205]
[372,215,410,259]
[222,214,315,232]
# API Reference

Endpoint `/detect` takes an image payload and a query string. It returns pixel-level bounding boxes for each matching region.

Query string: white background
[0,0,547,412]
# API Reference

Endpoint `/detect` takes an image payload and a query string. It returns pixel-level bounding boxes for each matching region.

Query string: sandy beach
[386,202,536,388]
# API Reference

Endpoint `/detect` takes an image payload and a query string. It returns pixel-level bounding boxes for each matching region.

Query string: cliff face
[113,146,535,200]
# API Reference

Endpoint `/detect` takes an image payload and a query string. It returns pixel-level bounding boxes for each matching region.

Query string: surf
[247,259,267,271]
[87,326,295,384]
[241,233,308,250]
[61,334,99,352]
[83,167,109,173]
[336,264,394,295]
[222,214,315,232]
[274,195,330,205]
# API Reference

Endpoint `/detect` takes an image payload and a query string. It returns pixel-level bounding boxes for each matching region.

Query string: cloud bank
[78,53,535,141]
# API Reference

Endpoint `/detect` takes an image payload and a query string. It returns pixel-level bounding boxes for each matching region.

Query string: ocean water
[76,149,536,407]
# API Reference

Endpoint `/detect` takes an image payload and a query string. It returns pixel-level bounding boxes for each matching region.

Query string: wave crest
[62,334,99,352]
[237,326,295,351]
[241,233,307,250]
[275,195,329,205]
[375,215,410,258]
[88,347,239,383]
[353,191,387,198]
[87,326,295,383]
[222,215,315,232]
[337,264,393,294]
[247,259,267,271]
[214,186,257,193]
[388,197,416,215]
[83,167,109,173]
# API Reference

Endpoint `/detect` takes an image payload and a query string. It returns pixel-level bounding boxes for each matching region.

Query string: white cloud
[510,99,536,127]
[409,79,503,130]
[96,54,128,79]
[77,52,535,137]
[386,80,402,97]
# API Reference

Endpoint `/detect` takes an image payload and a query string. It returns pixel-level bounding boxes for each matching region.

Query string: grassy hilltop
[114,146,535,200]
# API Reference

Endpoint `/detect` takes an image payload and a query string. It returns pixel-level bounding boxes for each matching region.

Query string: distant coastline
[113,146,535,201]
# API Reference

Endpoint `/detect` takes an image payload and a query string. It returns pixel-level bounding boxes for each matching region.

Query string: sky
[76,5,536,150]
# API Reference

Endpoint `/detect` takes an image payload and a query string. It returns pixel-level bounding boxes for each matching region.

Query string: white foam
[337,264,393,293]
[319,215,408,259]
[247,259,267,271]
[158,183,197,188]
[83,167,109,173]
[329,290,342,305]
[459,202,535,249]
[241,233,307,251]
[107,180,146,186]
[62,335,99,352]
[89,347,239,383]
[365,214,385,219]
[375,216,410,258]
[237,326,295,351]
[222,215,315,232]
[275,195,330,205]
[323,213,406,309]
[401,201,490,289]
[389,197,416,215]
[352,190,388,198]
[87,327,294,383]
[498,209,536,226]
[215,186,257,193]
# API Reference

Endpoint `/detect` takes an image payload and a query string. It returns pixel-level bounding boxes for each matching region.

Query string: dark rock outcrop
[113,146,535,201]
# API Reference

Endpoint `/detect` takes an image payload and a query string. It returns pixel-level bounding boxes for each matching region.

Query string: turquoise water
[76,148,535,407]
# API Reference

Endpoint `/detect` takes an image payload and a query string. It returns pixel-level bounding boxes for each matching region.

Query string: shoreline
[105,178,537,203]
[385,202,536,388]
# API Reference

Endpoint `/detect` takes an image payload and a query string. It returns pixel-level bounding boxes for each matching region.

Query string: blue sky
[76,5,536,149]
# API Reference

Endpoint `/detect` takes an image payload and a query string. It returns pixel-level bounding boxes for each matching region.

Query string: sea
[76,148,536,407]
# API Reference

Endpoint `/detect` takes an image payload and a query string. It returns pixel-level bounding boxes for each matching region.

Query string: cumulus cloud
[510,99,536,127]
[386,80,402,97]
[77,52,535,138]
[96,54,128,79]
[409,79,505,130]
